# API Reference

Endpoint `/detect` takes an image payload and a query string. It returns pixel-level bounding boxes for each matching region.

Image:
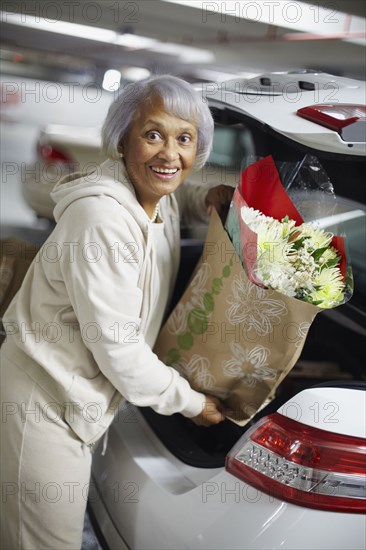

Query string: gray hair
[102,75,214,170]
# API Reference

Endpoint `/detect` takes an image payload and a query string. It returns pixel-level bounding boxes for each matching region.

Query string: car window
[206,124,255,169]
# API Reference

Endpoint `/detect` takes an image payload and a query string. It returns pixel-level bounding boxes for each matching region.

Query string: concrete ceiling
[1,0,365,82]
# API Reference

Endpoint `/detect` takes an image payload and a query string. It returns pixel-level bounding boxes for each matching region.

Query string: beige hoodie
[2,159,208,445]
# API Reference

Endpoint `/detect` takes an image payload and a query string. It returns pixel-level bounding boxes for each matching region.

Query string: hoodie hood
[51,159,148,224]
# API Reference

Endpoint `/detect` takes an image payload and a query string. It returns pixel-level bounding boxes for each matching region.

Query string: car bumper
[90,404,365,550]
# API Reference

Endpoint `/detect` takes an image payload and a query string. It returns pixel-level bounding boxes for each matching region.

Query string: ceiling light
[149,42,214,63]
[102,69,121,92]
[115,34,158,50]
[120,67,151,81]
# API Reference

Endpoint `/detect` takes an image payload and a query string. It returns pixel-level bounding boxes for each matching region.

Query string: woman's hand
[190,394,230,427]
[205,184,235,222]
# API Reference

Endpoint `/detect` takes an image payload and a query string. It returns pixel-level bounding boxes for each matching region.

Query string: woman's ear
[117,146,124,158]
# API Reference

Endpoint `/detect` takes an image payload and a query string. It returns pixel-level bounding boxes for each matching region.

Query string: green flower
[166,348,181,365]
[203,292,214,313]
[187,308,209,335]
[177,332,194,350]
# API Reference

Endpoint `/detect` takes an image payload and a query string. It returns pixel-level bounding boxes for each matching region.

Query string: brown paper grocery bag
[154,209,319,424]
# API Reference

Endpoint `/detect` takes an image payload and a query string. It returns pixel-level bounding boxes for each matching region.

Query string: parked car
[89,382,365,550]
[23,124,106,220]
[22,71,366,548]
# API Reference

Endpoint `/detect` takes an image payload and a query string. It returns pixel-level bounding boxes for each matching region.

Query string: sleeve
[60,222,205,418]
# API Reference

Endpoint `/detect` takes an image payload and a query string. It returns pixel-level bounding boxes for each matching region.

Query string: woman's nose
[158,139,179,161]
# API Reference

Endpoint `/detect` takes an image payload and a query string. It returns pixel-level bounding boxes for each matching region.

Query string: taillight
[37,143,73,164]
[226,413,366,513]
[297,104,366,142]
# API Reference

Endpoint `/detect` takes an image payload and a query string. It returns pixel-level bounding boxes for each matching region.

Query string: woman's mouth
[150,166,179,180]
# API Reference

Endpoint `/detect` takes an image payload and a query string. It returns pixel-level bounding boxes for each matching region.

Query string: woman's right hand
[190,394,229,427]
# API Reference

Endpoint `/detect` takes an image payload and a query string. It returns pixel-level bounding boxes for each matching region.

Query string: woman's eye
[179,134,191,144]
[146,131,161,141]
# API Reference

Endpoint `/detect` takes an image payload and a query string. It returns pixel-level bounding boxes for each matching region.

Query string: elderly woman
[0,75,233,549]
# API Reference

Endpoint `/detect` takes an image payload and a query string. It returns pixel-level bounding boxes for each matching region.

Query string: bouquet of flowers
[225,154,352,310]
[238,207,345,308]
[154,155,353,424]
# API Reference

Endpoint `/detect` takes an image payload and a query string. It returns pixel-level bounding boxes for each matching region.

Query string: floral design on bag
[295,321,312,347]
[190,262,211,309]
[167,262,211,335]
[165,258,234,366]
[223,342,275,388]
[226,272,287,336]
[175,354,216,390]
[167,303,187,335]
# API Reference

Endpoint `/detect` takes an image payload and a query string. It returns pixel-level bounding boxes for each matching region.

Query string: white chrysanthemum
[241,208,293,266]
[241,207,296,241]
[256,258,297,297]
[241,206,272,226]
[318,247,339,265]
[296,223,333,250]
[309,267,345,308]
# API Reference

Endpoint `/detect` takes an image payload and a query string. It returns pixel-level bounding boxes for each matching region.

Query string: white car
[23,124,106,220]
[22,71,366,548]
[89,383,365,550]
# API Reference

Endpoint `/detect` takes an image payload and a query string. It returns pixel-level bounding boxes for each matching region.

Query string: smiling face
[122,96,198,216]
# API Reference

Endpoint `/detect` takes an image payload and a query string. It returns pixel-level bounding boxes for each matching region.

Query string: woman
[0,75,233,549]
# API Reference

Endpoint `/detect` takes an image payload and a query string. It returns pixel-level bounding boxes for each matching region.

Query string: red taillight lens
[226,413,366,513]
[297,104,366,142]
[297,104,364,130]
[37,143,73,164]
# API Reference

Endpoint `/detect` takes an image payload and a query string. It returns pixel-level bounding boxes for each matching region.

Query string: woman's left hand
[205,184,234,221]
